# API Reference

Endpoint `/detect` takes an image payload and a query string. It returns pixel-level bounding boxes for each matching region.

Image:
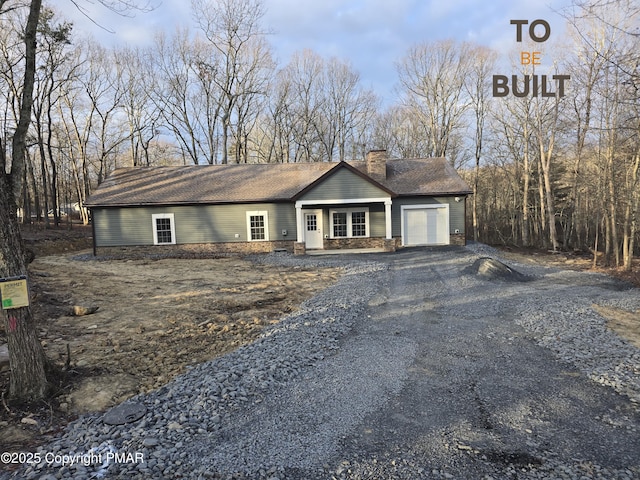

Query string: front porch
[293,236,397,256]
[294,198,394,255]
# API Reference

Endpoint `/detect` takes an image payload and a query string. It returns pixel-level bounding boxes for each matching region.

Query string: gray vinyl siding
[93,203,296,247]
[369,204,386,237]
[300,168,390,201]
[93,208,154,246]
[391,196,466,237]
[321,210,329,237]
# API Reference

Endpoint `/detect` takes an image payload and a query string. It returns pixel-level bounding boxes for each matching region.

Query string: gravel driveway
[12,245,640,480]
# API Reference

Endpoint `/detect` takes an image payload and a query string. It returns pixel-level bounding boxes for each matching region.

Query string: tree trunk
[221,113,229,164]
[541,153,559,251]
[46,90,60,226]
[0,172,49,401]
[633,182,639,271]
[521,122,530,247]
[27,150,38,223]
[623,150,639,271]
[10,0,41,202]
[37,127,51,228]
[1,0,49,402]
[606,147,619,266]
[536,105,559,251]
[472,171,479,242]
[593,214,600,268]
[622,201,631,270]
[537,158,546,246]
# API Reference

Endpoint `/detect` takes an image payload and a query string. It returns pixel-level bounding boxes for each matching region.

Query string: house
[84,150,472,255]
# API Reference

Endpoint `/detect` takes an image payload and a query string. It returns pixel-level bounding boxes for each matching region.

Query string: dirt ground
[0,225,340,454]
[0,227,638,458]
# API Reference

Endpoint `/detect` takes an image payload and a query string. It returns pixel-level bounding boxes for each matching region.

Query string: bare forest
[0,0,638,268]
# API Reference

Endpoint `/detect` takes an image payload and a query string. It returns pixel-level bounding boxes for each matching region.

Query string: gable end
[292,162,395,201]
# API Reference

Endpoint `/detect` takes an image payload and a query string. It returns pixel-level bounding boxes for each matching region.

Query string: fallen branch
[65,343,71,371]
[1,389,11,414]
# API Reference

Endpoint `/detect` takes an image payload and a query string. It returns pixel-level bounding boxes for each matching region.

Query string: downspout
[464,195,468,246]
[90,208,97,256]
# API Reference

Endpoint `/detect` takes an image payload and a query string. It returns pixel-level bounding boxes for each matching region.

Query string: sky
[50,0,573,105]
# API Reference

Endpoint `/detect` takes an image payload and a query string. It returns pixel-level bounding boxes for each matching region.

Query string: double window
[330,208,369,238]
[152,213,176,245]
[246,211,269,241]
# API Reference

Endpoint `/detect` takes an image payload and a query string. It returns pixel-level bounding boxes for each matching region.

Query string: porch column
[385,200,392,239]
[295,204,303,242]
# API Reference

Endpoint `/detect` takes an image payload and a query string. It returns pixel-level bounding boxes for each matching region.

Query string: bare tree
[0,0,50,403]
[57,48,92,225]
[320,57,378,162]
[85,43,129,185]
[564,0,640,266]
[0,4,31,219]
[229,36,273,163]
[32,8,73,226]
[567,0,640,88]
[150,28,232,165]
[465,46,497,242]
[114,45,161,166]
[192,0,271,164]
[0,0,149,402]
[371,105,431,159]
[150,29,203,164]
[280,49,325,162]
[561,13,609,249]
[396,40,474,159]
[258,68,293,162]
[487,91,535,247]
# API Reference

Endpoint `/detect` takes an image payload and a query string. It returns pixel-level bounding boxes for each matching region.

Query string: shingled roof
[85,158,470,207]
[351,157,472,196]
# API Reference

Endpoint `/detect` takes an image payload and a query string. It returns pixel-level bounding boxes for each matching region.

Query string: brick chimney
[365,149,388,183]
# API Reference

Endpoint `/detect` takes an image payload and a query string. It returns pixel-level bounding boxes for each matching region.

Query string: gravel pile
[6,246,640,480]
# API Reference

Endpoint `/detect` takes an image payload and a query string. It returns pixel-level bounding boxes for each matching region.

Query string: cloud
[50,0,572,105]
[53,0,191,46]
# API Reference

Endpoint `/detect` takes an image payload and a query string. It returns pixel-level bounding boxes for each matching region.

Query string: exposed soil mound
[464,257,532,282]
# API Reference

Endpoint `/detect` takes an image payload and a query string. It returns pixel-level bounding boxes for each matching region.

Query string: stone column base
[450,233,466,246]
[384,239,397,252]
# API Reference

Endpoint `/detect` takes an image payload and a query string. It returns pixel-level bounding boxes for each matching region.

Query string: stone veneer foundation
[96,240,295,258]
[95,234,465,258]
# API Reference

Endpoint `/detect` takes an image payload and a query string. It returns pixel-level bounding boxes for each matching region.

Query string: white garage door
[402,205,449,246]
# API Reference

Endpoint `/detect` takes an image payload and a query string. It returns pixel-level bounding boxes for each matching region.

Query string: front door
[303,210,323,249]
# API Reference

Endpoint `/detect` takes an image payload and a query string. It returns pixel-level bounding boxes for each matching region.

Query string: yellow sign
[0,277,30,309]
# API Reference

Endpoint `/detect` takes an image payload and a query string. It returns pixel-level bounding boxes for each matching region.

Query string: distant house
[84,150,471,255]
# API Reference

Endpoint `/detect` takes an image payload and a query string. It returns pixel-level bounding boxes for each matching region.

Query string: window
[306,214,317,231]
[250,215,265,240]
[246,211,269,241]
[152,213,176,245]
[332,212,347,237]
[352,211,366,237]
[329,208,369,238]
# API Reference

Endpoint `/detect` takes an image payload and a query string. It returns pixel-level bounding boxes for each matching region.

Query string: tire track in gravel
[330,247,640,480]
